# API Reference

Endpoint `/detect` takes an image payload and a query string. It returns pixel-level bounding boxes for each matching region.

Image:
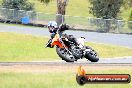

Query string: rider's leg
[46,33,56,48]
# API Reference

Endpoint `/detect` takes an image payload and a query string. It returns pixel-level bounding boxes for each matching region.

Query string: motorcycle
[46,24,99,62]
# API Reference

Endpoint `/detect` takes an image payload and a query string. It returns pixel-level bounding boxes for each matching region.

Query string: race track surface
[0,24,132,48]
[0,56,132,66]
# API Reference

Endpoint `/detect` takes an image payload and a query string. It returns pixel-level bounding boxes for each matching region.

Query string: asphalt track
[0,56,132,66]
[0,24,132,48]
[0,61,132,66]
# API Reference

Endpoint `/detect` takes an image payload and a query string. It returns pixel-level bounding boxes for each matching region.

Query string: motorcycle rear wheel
[56,47,75,62]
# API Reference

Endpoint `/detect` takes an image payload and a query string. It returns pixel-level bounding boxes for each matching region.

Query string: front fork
[45,39,54,48]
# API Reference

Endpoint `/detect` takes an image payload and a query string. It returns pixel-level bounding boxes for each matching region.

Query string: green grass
[0,32,59,62]
[0,32,132,62]
[0,0,131,20]
[29,0,131,20]
[0,68,131,88]
[29,0,92,17]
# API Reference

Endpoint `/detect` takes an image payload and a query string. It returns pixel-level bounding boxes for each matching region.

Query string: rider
[47,21,58,38]
[46,21,78,48]
[46,21,58,48]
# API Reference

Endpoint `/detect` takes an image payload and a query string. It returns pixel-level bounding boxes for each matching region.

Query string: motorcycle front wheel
[84,46,99,62]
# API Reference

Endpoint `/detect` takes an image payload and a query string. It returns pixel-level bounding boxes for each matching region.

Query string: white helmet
[47,21,58,28]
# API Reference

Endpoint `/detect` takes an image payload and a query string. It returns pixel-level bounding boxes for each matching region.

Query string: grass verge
[0,67,131,88]
[0,32,132,62]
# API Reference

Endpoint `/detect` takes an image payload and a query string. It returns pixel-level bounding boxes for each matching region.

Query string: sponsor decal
[76,66,131,85]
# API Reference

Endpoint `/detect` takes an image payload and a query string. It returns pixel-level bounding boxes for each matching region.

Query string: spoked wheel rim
[57,47,75,62]
[90,50,99,58]
[59,48,65,54]
[64,49,75,61]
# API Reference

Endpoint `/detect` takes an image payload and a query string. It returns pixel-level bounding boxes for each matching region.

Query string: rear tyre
[56,47,75,62]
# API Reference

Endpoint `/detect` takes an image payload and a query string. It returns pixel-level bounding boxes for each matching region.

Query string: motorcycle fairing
[51,34,64,48]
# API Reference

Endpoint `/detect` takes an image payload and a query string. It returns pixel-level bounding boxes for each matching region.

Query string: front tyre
[85,52,99,62]
[84,46,99,62]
